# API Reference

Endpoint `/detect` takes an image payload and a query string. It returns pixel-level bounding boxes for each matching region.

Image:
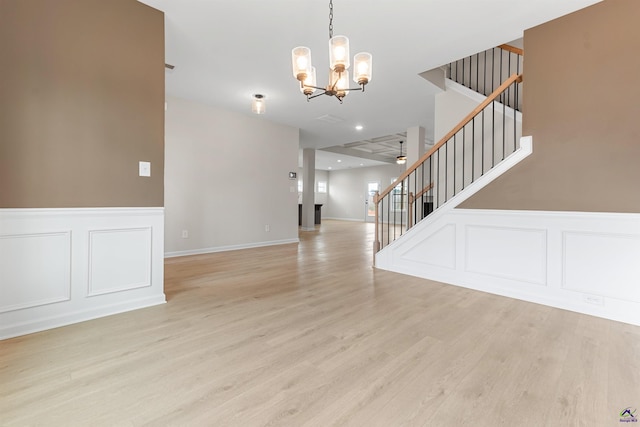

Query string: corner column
[406,126,426,165]
[301,148,316,231]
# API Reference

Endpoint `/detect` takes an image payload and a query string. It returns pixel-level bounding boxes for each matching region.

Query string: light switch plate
[139,161,151,177]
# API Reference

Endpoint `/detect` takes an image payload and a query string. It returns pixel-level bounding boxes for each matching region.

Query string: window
[367,182,379,195]
[317,181,327,193]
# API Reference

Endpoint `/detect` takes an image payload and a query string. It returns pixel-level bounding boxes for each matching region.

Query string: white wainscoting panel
[399,223,456,270]
[89,227,152,296]
[376,209,640,326]
[562,231,640,303]
[0,208,165,339]
[0,232,71,313]
[465,225,547,285]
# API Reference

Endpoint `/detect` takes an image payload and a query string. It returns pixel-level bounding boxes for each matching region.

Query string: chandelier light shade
[291,47,312,80]
[291,0,372,103]
[353,52,372,84]
[329,35,350,71]
[251,94,266,114]
[300,67,317,95]
[331,69,350,98]
[396,141,407,165]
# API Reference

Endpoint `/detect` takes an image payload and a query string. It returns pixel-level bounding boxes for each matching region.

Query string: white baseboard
[322,217,366,222]
[376,208,640,326]
[164,238,299,258]
[0,295,165,340]
[0,208,165,340]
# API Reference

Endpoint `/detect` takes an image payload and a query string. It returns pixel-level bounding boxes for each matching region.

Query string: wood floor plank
[1,220,639,426]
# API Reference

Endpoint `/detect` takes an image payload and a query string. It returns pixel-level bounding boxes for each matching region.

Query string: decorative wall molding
[398,223,457,270]
[88,227,153,296]
[0,231,72,313]
[561,230,640,303]
[376,208,640,326]
[0,208,165,339]
[164,238,299,259]
[464,225,547,286]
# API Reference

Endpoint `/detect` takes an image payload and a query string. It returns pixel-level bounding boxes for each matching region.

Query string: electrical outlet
[181,230,189,239]
[265,224,270,232]
[583,294,604,306]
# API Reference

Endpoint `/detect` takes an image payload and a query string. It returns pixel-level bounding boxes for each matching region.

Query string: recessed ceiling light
[360,163,364,166]
[355,125,363,130]
[328,166,332,170]
[337,159,342,163]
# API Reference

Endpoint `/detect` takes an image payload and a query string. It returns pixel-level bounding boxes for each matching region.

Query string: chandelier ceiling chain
[328,0,333,39]
[291,0,372,103]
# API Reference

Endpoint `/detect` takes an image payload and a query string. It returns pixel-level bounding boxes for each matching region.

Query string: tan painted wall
[0,0,164,208]
[460,0,640,212]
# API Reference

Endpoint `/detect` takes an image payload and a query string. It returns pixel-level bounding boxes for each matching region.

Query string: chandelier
[291,0,372,103]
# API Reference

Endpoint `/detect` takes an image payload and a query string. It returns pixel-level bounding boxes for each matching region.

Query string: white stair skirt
[376,207,640,327]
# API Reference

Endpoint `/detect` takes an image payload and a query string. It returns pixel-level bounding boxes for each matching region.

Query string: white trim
[164,238,299,258]
[0,207,164,217]
[0,295,166,340]
[463,224,548,286]
[87,227,153,296]
[376,207,640,326]
[454,208,640,220]
[322,217,365,222]
[0,231,73,313]
[0,207,165,340]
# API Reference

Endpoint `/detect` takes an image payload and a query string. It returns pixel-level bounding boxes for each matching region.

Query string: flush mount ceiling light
[291,0,372,103]
[396,141,407,165]
[252,94,266,114]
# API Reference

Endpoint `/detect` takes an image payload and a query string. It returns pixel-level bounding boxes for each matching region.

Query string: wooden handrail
[376,73,523,202]
[413,182,434,200]
[407,183,434,228]
[498,44,524,56]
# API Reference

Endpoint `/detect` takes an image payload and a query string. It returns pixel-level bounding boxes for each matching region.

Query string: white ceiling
[311,150,389,171]
[140,0,600,168]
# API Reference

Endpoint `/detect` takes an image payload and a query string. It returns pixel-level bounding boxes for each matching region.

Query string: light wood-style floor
[2,220,640,426]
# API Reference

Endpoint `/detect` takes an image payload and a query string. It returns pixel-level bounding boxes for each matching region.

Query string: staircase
[373,44,527,261]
